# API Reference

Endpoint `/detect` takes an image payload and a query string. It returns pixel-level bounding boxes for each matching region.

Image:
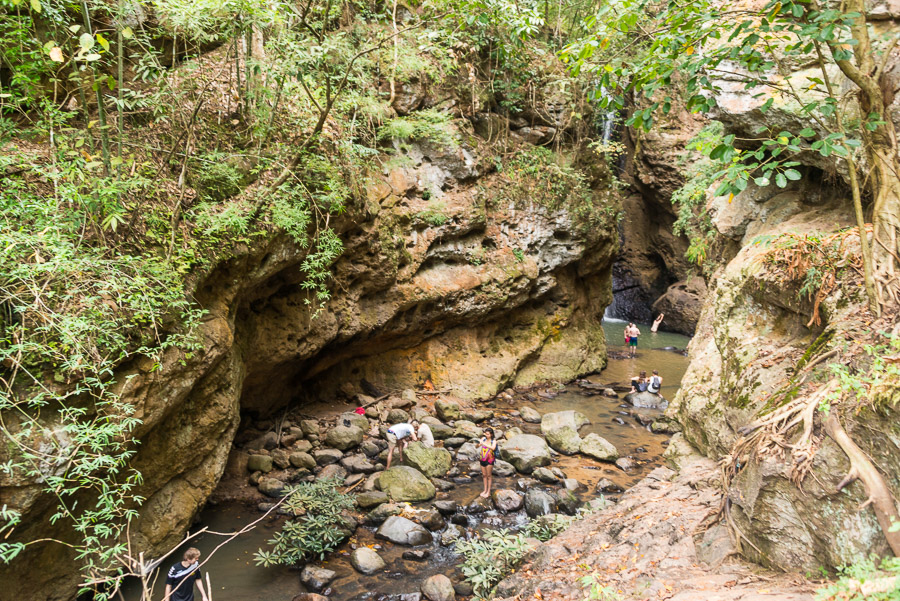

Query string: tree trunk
[869,143,900,303]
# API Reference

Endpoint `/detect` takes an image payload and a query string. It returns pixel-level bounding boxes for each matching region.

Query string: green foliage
[254,479,355,566]
[0,152,204,584]
[378,109,457,148]
[670,122,724,268]
[189,152,247,202]
[414,201,449,227]
[523,513,574,541]
[512,248,525,262]
[816,556,900,601]
[456,528,532,599]
[500,146,612,232]
[817,333,900,414]
[581,573,623,601]
[561,0,883,201]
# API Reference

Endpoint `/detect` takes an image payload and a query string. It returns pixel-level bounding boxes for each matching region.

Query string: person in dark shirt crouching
[165,547,209,601]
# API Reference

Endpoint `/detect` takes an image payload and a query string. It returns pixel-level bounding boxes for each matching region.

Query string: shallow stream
[127,320,690,601]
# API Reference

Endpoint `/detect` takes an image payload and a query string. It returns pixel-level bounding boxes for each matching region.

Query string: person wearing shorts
[626,323,640,357]
[478,428,498,498]
[385,422,417,469]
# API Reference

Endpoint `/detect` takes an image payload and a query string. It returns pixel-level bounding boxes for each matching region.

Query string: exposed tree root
[824,412,900,556]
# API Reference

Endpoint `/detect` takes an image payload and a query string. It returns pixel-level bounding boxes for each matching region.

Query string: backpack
[636,381,649,393]
[648,376,661,393]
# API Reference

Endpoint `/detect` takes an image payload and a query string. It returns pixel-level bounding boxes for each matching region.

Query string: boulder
[317,464,347,482]
[376,515,432,546]
[466,496,493,514]
[325,425,364,451]
[418,509,446,531]
[300,566,336,592]
[289,451,316,470]
[435,399,461,421]
[455,441,480,462]
[596,479,624,494]
[387,408,410,424]
[532,467,558,484]
[492,489,524,512]
[350,547,385,575]
[341,454,377,473]
[313,448,343,466]
[651,278,707,335]
[292,594,328,601]
[462,409,493,423]
[300,419,319,437]
[360,440,382,457]
[556,490,581,515]
[356,490,389,509]
[431,478,454,491]
[580,433,619,462]
[430,423,455,440]
[433,500,458,515]
[624,391,669,410]
[292,439,313,453]
[493,459,516,477]
[441,524,464,546]
[498,434,551,474]
[403,549,432,561]
[615,457,637,471]
[562,478,584,492]
[365,502,403,525]
[247,454,273,473]
[422,574,456,601]
[453,420,483,439]
[545,426,582,455]
[504,427,523,440]
[379,466,436,501]
[258,477,285,498]
[404,442,452,478]
[340,412,369,431]
[270,448,291,469]
[524,488,556,517]
[520,407,542,423]
[650,416,683,434]
[443,437,466,448]
[540,410,589,435]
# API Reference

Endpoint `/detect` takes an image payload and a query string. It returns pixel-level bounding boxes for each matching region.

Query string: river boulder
[350,547,385,575]
[524,488,556,517]
[422,574,456,601]
[540,410,589,435]
[625,391,669,410]
[492,489,524,512]
[453,420,483,438]
[404,442,452,478]
[340,412,369,431]
[247,454,273,473]
[288,451,316,470]
[300,566,336,592]
[520,407,542,423]
[545,425,582,455]
[580,433,619,462]
[376,515,432,546]
[325,425,364,450]
[435,399,461,421]
[356,490,389,509]
[499,434,551,474]
[378,466,436,501]
[313,448,343,465]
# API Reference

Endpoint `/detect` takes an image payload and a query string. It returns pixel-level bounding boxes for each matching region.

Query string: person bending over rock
[648,370,663,394]
[386,422,417,469]
[478,428,498,498]
[165,547,208,601]
[414,420,434,448]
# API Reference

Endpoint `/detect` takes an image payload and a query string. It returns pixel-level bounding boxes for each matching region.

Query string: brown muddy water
[124,320,690,601]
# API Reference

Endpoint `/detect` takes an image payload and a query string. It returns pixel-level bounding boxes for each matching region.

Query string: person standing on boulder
[164,547,208,601]
[385,422,417,469]
[651,313,664,333]
[478,428,498,498]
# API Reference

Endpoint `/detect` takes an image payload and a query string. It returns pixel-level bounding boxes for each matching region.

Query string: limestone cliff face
[0,127,618,600]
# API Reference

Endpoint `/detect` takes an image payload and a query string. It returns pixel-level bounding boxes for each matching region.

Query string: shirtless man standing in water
[625,323,640,357]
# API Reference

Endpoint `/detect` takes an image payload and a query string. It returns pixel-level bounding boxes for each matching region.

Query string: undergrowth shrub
[816,556,900,601]
[254,478,355,566]
[456,529,531,600]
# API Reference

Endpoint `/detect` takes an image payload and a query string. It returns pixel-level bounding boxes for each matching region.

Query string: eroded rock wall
[0,126,618,600]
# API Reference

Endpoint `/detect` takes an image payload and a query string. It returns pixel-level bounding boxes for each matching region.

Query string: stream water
[125,320,691,601]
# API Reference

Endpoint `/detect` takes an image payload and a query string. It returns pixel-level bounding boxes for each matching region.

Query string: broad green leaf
[798,128,816,138]
[784,169,802,181]
[96,33,110,52]
[68,24,81,34]
[30,0,40,13]
[775,172,787,188]
[79,33,95,51]
[121,27,133,39]
[755,177,770,187]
